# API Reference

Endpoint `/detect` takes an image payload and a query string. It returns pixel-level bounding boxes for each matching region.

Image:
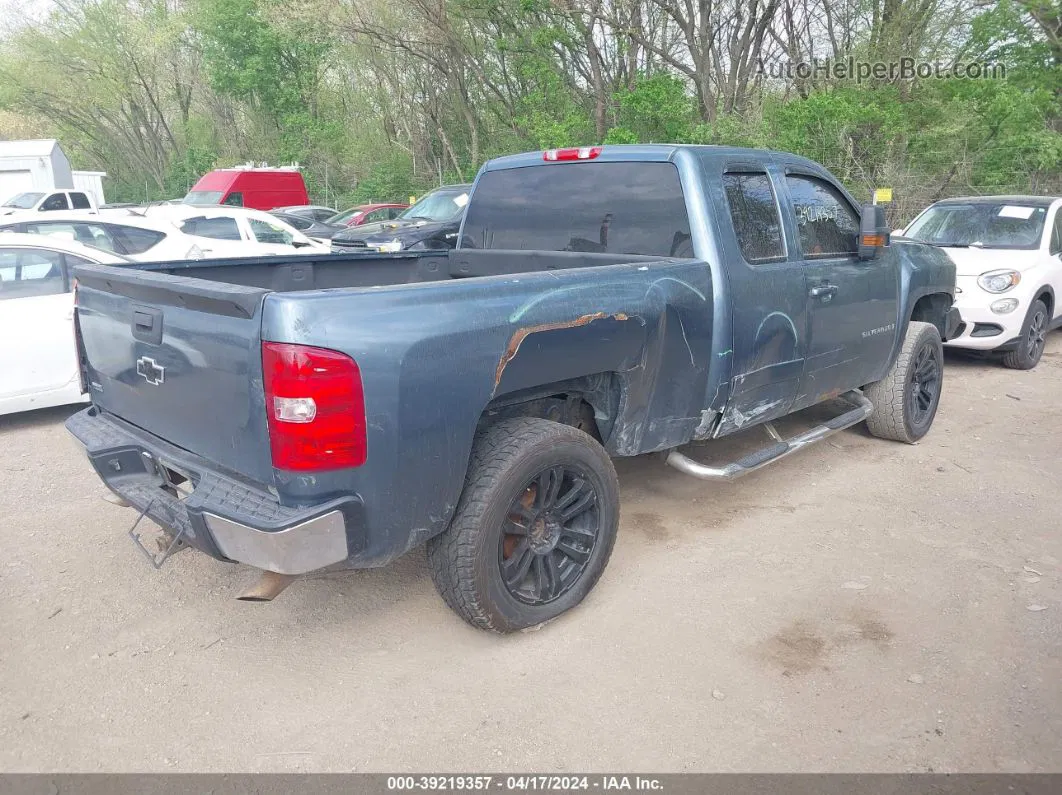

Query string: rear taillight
[543,146,602,161]
[262,342,366,471]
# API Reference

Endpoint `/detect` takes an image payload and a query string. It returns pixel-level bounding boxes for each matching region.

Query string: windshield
[327,208,364,225]
[3,192,45,209]
[906,203,1048,249]
[183,190,224,206]
[400,191,468,222]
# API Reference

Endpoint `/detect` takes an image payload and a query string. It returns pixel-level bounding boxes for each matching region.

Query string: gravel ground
[0,341,1059,773]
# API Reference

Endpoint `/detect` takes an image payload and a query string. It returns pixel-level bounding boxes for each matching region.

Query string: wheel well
[478,375,620,444]
[1035,288,1054,318]
[910,293,952,338]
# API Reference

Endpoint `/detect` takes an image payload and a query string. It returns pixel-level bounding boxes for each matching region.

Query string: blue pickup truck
[66,145,959,632]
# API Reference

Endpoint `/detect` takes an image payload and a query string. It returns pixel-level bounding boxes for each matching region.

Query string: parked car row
[330,185,471,253]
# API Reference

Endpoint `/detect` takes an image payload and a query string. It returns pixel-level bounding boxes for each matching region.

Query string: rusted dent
[493,312,628,389]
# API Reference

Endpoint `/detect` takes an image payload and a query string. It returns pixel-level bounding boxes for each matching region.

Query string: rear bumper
[66,407,359,574]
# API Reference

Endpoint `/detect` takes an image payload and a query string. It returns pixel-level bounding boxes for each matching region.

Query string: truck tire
[427,417,620,633]
[864,320,943,444]
[1001,298,1048,370]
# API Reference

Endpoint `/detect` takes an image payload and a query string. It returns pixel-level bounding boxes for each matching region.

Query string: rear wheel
[427,417,619,633]
[1002,299,1048,370]
[864,321,943,444]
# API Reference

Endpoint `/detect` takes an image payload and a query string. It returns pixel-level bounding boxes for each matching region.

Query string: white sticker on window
[998,205,1035,220]
[453,193,469,208]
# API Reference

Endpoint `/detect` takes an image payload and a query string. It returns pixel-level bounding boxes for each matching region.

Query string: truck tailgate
[73,264,274,485]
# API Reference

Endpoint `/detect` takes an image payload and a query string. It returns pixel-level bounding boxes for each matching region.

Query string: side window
[1051,211,1062,255]
[785,174,860,258]
[181,216,242,241]
[70,192,92,210]
[26,222,78,241]
[0,248,66,299]
[77,224,116,251]
[722,172,786,263]
[221,192,243,207]
[249,218,294,245]
[388,208,404,219]
[27,222,114,251]
[363,209,389,223]
[284,215,312,231]
[110,225,166,254]
[39,193,69,212]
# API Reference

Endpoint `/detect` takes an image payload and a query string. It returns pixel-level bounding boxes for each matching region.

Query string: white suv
[902,196,1062,369]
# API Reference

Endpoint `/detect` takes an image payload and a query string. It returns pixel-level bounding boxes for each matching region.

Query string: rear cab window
[462,162,692,257]
[722,172,786,264]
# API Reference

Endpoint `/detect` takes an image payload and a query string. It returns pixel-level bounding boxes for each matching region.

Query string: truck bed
[71,246,719,568]
[129,249,681,293]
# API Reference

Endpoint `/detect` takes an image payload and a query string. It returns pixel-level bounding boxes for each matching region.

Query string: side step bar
[666,390,873,481]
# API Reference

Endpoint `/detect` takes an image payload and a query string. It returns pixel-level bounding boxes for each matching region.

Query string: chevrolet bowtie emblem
[136,356,165,386]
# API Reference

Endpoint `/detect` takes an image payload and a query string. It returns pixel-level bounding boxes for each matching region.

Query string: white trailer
[72,170,107,206]
[0,140,74,204]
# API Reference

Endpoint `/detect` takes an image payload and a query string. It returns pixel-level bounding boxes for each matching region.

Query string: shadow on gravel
[942,348,1001,370]
[0,403,83,434]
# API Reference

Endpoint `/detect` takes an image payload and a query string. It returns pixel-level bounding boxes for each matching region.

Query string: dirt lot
[1,341,1060,774]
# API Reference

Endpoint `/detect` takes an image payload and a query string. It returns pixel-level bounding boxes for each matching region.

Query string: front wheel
[1002,299,1048,370]
[864,320,944,444]
[427,417,620,633]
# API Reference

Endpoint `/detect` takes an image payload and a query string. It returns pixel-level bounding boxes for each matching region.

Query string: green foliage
[0,0,1057,213]
[612,74,696,143]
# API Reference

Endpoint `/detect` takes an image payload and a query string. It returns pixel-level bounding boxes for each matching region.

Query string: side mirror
[858,204,889,260]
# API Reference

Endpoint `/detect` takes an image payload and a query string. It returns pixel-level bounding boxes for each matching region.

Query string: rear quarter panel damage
[261,258,713,565]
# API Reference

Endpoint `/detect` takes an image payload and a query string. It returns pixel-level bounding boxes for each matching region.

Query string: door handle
[809,284,838,300]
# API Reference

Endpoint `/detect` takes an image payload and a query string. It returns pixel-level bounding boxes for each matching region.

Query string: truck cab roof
[481,144,829,173]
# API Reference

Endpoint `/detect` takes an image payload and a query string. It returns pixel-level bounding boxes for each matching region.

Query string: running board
[666,390,874,481]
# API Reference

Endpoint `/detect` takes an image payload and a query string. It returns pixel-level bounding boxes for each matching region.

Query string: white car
[902,195,1062,369]
[0,206,326,262]
[139,205,329,256]
[0,212,201,262]
[0,233,129,415]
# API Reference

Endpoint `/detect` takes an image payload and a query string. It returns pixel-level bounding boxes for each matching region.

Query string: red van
[183,167,310,210]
